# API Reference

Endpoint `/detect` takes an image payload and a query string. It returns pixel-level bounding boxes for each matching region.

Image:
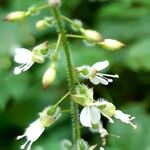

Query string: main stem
[51,7,80,144]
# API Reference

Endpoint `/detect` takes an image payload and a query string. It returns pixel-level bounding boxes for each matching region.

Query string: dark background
[0,0,150,150]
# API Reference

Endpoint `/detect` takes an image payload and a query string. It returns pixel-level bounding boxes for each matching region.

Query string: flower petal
[90,106,101,125]
[25,119,45,142]
[14,48,32,64]
[90,76,108,85]
[80,106,92,127]
[114,110,137,129]
[92,60,109,71]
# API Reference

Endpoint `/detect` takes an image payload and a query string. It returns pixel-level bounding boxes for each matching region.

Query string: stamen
[27,141,33,150]
[97,73,119,78]
[16,134,25,140]
[20,140,29,149]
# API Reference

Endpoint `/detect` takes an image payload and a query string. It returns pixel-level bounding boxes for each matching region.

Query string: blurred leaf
[107,103,150,150]
[125,38,150,71]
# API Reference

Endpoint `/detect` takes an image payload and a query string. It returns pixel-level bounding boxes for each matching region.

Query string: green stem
[35,4,49,12]
[67,34,85,39]
[53,92,70,109]
[51,7,81,145]
[61,15,84,32]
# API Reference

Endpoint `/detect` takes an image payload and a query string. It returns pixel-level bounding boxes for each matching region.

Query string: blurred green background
[0,0,150,150]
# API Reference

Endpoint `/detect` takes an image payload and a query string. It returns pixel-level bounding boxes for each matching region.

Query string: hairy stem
[51,7,80,145]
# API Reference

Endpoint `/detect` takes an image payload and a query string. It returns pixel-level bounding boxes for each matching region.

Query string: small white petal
[25,119,45,142]
[92,60,109,71]
[80,107,92,127]
[90,76,108,85]
[14,48,32,64]
[90,106,101,125]
[14,67,22,75]
[114,110,137,129]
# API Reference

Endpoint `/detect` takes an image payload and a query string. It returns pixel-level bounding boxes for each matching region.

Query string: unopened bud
[36,17,53,31]
[39,106,61,127]
[42,64,56,90]
[36,20,49,30]
[77,139,88,150]
[83,30,104,43]
[71,19,83,32]
[48,0,61,7]
[3,11,27,22]
[99,39,124,50]
[61,139,72,150]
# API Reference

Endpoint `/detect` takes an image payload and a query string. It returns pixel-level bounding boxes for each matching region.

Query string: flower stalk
[51,6,81,145]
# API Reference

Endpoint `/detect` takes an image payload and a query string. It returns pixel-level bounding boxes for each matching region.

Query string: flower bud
[36,17,53,31]
[99,39,124,50]
[72,84,94,106]
[71,19,83,32]
[39,106,61,127]
[83,30,104,43]
[32,41,49,55]
[3,11,27,22]
[48,0,61,7]
[61,139,72,150]
[77,139,88,150]
[36,20,49,31]
[42,63,56,90]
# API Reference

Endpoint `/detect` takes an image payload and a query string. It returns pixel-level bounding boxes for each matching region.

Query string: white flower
[76,60,119,85]
[17,119,45,150]
[114,110,137,129]
[80,106,101,127]
[14,48,34,75]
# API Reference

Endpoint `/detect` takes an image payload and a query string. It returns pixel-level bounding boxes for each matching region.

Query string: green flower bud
[77,139,88,150]
[36,20,49,31]
[36,17,53,31]
[61,139,72,150]
[72,84,94,106]
[40,106,61,127]
[4,11,28,22]
[71,19,83,32]
[83,30,104,43]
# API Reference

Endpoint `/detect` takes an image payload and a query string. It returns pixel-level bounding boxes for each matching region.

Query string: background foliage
[0,0,150,150]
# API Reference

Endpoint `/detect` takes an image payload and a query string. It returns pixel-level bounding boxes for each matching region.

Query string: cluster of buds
[82,29,124,50]
[17,106,61,150]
